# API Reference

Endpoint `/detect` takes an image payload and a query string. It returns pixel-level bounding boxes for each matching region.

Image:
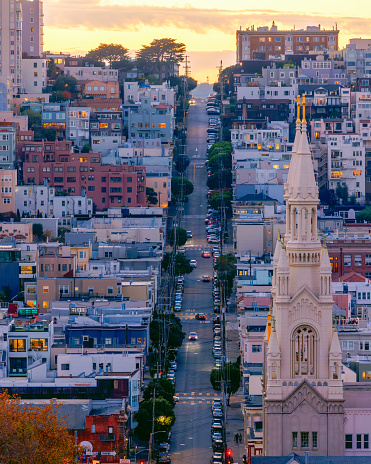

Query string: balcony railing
[99,434,115,442]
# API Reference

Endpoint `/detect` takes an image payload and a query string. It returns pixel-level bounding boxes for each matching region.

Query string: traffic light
[243,455,247,464]
[226,449,233,464]
[140,461,145,464]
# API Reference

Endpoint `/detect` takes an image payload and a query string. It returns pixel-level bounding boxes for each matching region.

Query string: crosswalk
[175,392,220,404]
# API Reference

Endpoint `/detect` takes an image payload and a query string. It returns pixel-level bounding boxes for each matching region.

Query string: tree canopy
[0,392,80,464]
[168,227,188,247]
[135,398,175,441]
[143,378,175,406]
[85,43,129,68]
[162,252,193,276]
[210,361,241,397]
[137,38,186,80]
[209,191,232,211]
[53,75,77,94]
[146,187,158,206]
[208,142,233,160]
[171,177,194,198]
[215,253,236,300]
[356,207,371,223]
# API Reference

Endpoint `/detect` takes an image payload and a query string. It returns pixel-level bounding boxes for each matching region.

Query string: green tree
[146,187,158,206]
[53,75,77,94]
[209,191,232,211]
[168,227,188,247]
[319,188,338,209]
[49,91,69,103]
[210,361,241,397]
[81,144,91,153]
[356,207,371,223]
[32,223,44,241]
[208,152,232,173]
[336,183,349,205]
[215,253,236,301]
[21,109,41,131]
[150,312,184,351]
[162,252,192,276]
[207,171,232,190]
[135,398,175,441]
[137,38,186,80]
[174,154,190,173]
[0,286,11,302]
[85,43,129,68]
[171,177,194,197]
[143,379,175,406]
[208,142,232,159]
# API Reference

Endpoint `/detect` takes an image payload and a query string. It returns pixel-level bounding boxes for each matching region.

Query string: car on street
[213,399,222,408]
[173,395,179,402]
[215,359,222,368]
[158,452,171,463]
[195,313,206,320]
[186,230,193,238]
[170,361,177,370]
[213,408,223,418]
[189,332,198,340]
[178,247,185,254]
[174,303,181,311]
[190,259,197,267]
[202,251,211,258]
[202,275,211,282]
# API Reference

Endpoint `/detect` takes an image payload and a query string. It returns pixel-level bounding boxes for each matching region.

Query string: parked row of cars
[211,398,225,463]
[205,209,221,244]
[213,315,222,368]
[174,275,184,312]
[206,95,221,151]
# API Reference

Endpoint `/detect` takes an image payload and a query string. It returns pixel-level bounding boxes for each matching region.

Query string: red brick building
[237,23,339,61]
[327,239,371,280]
[76,410,129,463]
[22,148,146,210]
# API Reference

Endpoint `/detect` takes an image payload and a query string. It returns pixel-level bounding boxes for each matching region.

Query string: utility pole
[217,60,224,143]
[183,55,190,128]
[148,385,156,464]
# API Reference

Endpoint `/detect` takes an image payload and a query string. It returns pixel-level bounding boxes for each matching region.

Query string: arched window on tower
[292,325,317,377]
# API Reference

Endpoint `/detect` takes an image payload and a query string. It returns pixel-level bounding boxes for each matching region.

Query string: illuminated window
[80,157,87,162]
[30,339,48,351]
[158,123,166,128]
[27,300,37,307]
[43,286,49,293]
[284,165,290,169]
[43,301,49,309]
[258,144,261,149]
[9,339,26,352]
[20,266,33,274]
[273,165,279,169]
[276,144,280,149]
[100,123,108,128]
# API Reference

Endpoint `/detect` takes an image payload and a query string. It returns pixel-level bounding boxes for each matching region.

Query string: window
[365,254,371,266]
[348,341,354,350]
[91,424,96,434]
[252,345,262,352]
[355,255,362,266]
[345,434,353,449]
[107,287,113,294]
[344,255,352,266]
[301,432,309,448]
[357,434,362,449]
[365,434,369,449]
[30,339,48,351]
[9,339,26,352]
[312,432,318,448]
[43,286,49,293]
[61,364,70,371]
[292,432,298,448]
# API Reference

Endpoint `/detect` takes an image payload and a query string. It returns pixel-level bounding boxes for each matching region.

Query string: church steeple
[264,96,344,458]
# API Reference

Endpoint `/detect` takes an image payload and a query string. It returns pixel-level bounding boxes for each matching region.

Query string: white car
[190,260,197,268]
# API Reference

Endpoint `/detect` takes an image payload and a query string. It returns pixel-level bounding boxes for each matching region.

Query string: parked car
[190,260,197,268]
[186,230,193,238]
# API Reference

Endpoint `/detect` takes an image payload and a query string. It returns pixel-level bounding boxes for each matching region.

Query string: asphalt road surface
[170,99,219,464]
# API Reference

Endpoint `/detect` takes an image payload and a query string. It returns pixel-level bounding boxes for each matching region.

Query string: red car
[195,313,206,320]
[203,275,211,282]
[202,251,211,258]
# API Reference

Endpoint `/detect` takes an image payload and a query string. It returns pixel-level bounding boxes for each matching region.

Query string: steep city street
[170,99,244,464]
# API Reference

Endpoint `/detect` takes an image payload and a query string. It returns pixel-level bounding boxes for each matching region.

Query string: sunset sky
[43,0,371,83]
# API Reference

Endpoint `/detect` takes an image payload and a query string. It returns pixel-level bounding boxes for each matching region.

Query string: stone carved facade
[263,100,344,456]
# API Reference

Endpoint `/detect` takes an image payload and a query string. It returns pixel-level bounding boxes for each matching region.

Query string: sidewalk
[225,399,246,464]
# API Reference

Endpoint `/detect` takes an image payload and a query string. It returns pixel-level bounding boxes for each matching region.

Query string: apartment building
[66,107,90,148]
[123,81,176,107]
[22,150,146,210]
[81,80,120,100]
[64,66,118,82]
[41,102,68,139]
[327,134,365,201]
[236,23,339,61]
[0,169,17,215]
[15,185,93,217]
[0,122,16,169]
[20,0,43,58]
[21,57,47,93]
[0,1,22,93]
